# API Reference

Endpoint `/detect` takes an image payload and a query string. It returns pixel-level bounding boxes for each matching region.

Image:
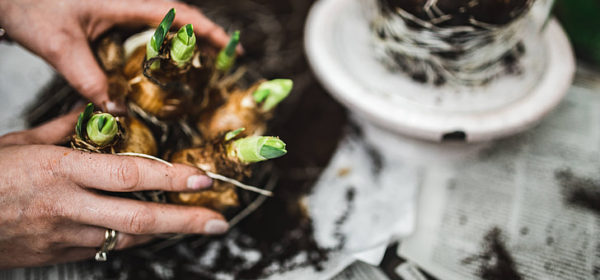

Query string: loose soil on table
[462,227,522,280]
[555,168,600,215]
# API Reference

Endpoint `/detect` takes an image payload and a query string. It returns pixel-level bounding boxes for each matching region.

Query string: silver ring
[95,229,118,261]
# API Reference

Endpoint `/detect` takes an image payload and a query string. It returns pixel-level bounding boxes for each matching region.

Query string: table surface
[1,0,599,277]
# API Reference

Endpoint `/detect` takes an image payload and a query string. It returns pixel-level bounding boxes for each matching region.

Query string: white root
[203,171,273,197]
[116,152,273,197]
[116,152,174,166]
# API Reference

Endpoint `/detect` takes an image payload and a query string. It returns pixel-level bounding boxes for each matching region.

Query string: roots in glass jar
[370,0,535,87]
[379,0,534,27]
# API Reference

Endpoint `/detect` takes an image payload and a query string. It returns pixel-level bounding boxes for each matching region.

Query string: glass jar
[362,0,556,95]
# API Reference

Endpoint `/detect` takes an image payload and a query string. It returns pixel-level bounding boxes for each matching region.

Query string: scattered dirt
[347,122,385,178]
[331,187,356,250]
[554,168,600,215]
[463,227,522,280]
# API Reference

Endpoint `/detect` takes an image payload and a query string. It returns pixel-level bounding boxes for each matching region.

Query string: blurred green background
[555,0,600,66]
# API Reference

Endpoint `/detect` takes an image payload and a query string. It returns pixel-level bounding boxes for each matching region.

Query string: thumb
[0,109,81,146]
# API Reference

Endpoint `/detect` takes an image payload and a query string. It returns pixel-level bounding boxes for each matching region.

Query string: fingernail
[104,101,127,114]
[204,219,229,234]
[187,175,212,190]
[237,44,245,55]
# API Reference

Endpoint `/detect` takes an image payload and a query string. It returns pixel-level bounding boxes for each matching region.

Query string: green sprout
[76,103,95,139]
[228,136,287,163]
[86,113,118,146]
[224,127,245,141]
[147,8,176,69]
[170,24,196,67]
[253,79,293,111]
[215,30,240,72]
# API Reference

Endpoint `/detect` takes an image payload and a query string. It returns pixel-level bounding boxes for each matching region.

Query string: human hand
[0,0,233,112]
[0,112,228,269]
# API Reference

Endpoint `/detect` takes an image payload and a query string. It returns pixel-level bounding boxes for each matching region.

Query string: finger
[57,225,154,250]
[69,193,229,235]
[49,32,111,108]
[0,109,81,146]
[57,149,213,192]
[98,0,233,50]
[54,248,98,264]
[23,109,81,144]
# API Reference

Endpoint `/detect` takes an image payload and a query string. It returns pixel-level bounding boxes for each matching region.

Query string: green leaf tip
[86,113,118,146]
[97,115,106,132]
[253,79,293,111]
[259,138,287,159]
[185,24,194,40]
[76,103,94,139]
[215,30,240,72]
[231,136,287,163]
[154,8,176,50]
[147,8,176,64]
[224,127,245,141]
[225,31,240,57]
[171,24,197,66]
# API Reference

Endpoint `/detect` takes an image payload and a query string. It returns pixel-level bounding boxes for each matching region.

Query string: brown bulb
[124,46,191,120]
[167,148,246,212]
[96,36,125,73]
[118,116,158,156]
[196,82,266,141]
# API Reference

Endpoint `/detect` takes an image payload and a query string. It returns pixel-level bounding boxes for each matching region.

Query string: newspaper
[309,128,419,253]
[266,120,421,280]
[399,84,600,280]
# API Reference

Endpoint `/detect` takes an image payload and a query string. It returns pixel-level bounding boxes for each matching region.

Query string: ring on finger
[95,229,118,261]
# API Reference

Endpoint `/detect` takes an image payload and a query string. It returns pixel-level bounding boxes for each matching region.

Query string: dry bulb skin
[168,146,244,211]
[119,117,158,156]
[97,36,125,73]
[96,35,129,110]
[167,133,286,211]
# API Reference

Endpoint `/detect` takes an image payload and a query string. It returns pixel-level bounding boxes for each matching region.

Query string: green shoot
[224,127,245,141]
[229,136,287,163]
[146,8,176,69]
[253,79,293,111]
[170,24,196,67]
[86,113,118,146]
[215,31,240,72]
[259,137,287,159]
[76,103,94,139]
